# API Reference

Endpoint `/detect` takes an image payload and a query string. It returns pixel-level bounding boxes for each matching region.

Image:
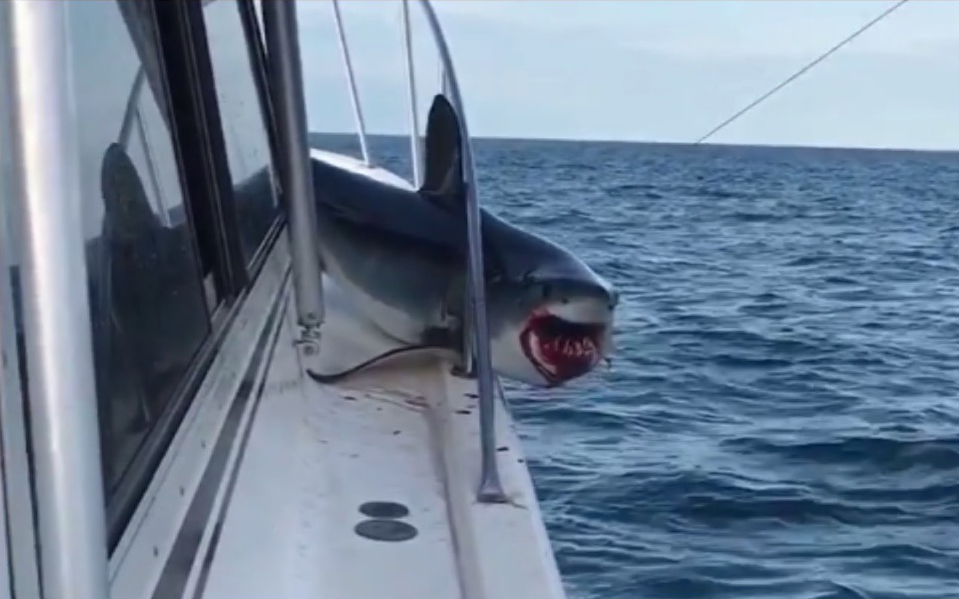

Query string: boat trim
[151,268,289,599]
[109,239,291,599]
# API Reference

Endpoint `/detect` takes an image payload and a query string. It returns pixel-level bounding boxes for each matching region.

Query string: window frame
[237,0,288,280]
[196,0,287,281]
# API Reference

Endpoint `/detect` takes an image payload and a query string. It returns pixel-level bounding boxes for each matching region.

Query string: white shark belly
[308,148,458,345]
[320,247,440,344]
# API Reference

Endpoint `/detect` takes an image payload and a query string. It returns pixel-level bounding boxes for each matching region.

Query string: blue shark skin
[308,95,618,387]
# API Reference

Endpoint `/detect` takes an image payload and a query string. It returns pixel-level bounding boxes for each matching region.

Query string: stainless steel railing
[415,0,505,504]
[323,0,506,502]
[263,0,326,336]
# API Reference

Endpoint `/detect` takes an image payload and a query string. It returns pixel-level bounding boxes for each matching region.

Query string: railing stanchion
[262,0,325,335]
[330,0,371,165]
[401,0,422,187]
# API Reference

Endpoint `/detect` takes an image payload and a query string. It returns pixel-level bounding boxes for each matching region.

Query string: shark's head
[419,94,619,387]
[485,227,618,387]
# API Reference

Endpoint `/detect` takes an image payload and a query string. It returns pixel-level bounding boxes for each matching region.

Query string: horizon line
[309,129,959,155]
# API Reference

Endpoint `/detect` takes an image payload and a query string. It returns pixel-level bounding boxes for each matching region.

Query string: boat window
[203,0,282,268]
[65,2,212,503]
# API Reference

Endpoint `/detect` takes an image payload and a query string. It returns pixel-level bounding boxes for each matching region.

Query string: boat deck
[190,269,565,599]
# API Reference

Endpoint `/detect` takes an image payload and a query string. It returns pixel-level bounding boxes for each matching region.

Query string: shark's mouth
[520,312,604,386]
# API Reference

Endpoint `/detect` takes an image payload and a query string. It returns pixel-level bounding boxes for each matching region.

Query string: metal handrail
[315,0,504,502]
[400,0,422,187]
[330,0,371,165]
[416,0,505,503]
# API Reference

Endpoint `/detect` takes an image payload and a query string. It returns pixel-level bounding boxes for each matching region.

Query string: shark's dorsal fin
[419,94,465,210]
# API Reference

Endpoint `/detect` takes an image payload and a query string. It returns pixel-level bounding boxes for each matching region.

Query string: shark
[307,94,618,387]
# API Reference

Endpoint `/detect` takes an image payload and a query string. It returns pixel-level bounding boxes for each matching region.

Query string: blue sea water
[316,134,959,599]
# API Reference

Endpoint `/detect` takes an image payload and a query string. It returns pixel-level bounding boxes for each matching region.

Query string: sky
[297,0,959,150]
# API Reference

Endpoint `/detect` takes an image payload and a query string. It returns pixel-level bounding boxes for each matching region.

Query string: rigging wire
[693,0,910,145]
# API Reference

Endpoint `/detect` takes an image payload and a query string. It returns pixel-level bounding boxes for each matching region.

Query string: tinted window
[66,2,212,496]
[203,0,281,266]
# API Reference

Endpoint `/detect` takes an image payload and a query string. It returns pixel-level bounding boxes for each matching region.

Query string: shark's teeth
[539,336,598,362]
[553,338,596,359]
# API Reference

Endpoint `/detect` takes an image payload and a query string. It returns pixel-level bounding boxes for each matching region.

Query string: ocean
[315,133,959,599]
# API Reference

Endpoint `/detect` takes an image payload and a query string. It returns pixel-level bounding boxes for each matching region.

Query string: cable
[694,0,910,145]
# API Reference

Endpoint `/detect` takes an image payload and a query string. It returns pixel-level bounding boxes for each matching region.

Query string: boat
[0,1,599,598]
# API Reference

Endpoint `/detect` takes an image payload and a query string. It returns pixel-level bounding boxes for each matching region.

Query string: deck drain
[358,501,409,519]
[355,519,418,542]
